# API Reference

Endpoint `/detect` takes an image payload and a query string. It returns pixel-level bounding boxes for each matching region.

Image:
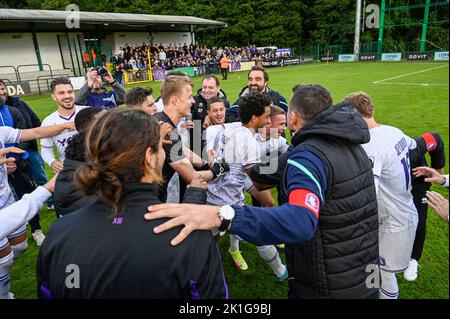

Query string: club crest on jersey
[305,193,319,213]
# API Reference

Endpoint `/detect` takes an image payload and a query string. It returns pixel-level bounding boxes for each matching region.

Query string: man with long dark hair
[37,109,226,299]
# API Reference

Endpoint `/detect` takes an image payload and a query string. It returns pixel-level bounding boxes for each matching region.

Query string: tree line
[3,0,448,54]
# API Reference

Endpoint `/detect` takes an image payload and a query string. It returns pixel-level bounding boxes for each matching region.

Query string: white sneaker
[8,292,14,299]
[32,230,46,247]
[403,259,419,281]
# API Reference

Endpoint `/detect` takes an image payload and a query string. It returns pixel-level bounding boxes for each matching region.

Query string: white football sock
[380,269,399,299]
[11,240,28,261]
[229,234,240,252]
[0,252,14,299]
[256,245,286,277]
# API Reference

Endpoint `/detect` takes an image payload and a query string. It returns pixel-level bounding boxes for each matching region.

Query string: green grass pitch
[10,61,449,299]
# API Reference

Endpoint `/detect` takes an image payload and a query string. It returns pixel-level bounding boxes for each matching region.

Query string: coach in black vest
[282,89,379,299]
[144,84,380,299]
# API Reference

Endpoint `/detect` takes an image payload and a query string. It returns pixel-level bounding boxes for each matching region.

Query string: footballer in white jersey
[256,104,289,163]
[256,134,289,163]
[203,92,287,280]
[362,125,418,233]
[204,121,287,279]
[362,125,419,299]
[363,124,418,290]
[0,128,27,255]
[205,122,260,206]
[346,91,419,299]
[40,105,86,165]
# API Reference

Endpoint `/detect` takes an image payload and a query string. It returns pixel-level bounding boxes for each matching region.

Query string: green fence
[298,44,346,60]
[299,40,448,59]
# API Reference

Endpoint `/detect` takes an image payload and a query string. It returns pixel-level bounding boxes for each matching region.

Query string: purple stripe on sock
[264,251,278,263]
[380,287,399,298]
[0,273,10,281]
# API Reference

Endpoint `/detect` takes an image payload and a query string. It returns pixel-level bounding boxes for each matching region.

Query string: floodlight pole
[377,0,386,58]
[354,0,362,61]
[420,0,431,52]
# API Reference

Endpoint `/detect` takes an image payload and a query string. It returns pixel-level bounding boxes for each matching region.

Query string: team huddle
[0,64,447,299]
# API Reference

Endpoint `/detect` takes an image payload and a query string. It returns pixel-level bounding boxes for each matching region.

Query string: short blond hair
[345,91,374,118]
[160,75,194,106]
[269,105,286,119]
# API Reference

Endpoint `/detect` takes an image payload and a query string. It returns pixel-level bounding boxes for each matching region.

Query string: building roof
[0,8,227,32]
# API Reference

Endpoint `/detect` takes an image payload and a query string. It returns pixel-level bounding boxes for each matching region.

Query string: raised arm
[112,81,127,105]
[0,175,56,239]
[20,122,75,142]
[144,148,328,246]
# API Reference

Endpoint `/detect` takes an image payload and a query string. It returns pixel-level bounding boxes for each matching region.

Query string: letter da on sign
[65,264,80,289]
[6,85,25,96]
[366,4,380,29]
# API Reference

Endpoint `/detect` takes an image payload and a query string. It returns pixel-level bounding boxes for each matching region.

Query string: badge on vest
[197,102,204,114]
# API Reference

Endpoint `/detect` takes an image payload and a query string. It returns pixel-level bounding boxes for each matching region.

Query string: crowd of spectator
[111,42,291,75]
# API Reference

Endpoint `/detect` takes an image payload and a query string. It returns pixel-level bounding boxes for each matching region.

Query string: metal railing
[17,64,53,82]
[0,78,13,84]
[0,65,19,82]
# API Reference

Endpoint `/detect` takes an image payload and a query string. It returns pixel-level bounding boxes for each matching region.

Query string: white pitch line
[373,81,448,87]
[372,64,449,84]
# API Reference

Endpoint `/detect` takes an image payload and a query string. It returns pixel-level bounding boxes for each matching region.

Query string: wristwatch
[218,205,235,233]
[442,174,449,188]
